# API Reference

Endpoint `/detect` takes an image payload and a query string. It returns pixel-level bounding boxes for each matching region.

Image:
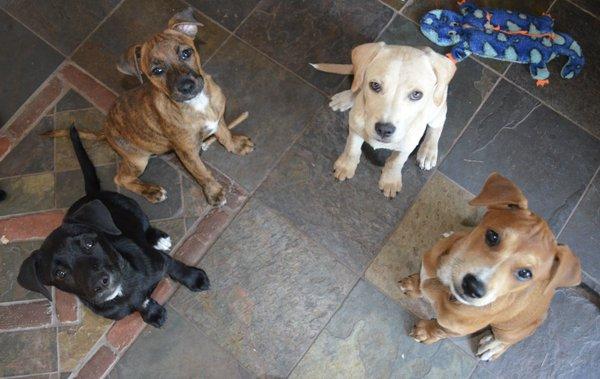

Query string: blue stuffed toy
[420,0,584,86]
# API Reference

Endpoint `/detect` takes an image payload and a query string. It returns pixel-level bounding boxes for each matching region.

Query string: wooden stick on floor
[201,111,249,151]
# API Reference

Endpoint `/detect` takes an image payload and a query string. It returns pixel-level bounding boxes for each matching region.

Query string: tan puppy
[399,173,581,361]
[312,42,455,197]
[51,8,253,206]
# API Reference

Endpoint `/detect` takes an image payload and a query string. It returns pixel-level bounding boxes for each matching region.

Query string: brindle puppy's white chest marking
[185,92,219,136]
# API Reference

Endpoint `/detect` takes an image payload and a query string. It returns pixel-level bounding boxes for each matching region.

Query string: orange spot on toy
[536,79,550,87]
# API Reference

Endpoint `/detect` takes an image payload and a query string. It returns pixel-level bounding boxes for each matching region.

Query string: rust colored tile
[55,290,79,324]
[0,210,64,242]
[75,345,117,378]
[58,64,116,114]
[106,313,145,351]
[0,300,52,331]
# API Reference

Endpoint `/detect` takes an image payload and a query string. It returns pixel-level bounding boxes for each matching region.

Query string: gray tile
[440,80,600,233]
[560,173,600,288]
[479,286,600,378]
[56,90,93,112]
[55,164,117,209]
[202,36,324,191]
[0,328,57,377]
[571,0,600,16]
[506,0,600,138]
[150,217,186,249]
[290,280,477,379]
[0,240,44,302]
[110,306,251,379]
[236,0,395,94]
[0,172,54,216]
[186,0,260,31]
[256,106,430,273]
[0,10,62,125]
[0,116,54,177]
[171,199,356,377]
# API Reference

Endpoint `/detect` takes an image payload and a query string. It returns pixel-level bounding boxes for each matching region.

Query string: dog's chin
[171,89,202,103]
[449,282,495,307]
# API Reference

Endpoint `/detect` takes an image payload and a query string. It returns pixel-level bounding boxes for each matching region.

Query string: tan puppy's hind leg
[334,131,363,181]
[115,155,167,203]
[379,151,409,198]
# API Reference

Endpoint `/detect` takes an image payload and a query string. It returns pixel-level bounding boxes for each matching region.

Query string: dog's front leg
[174,145,225,206]
[477,319,544,361]
[334,131,363,181]
[138,298,167,328]
[166,257,210,292]
[379,151,409,198]
[417,124,443,171]
[215,119,254,155]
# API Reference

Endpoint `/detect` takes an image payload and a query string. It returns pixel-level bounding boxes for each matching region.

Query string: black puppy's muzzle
[91,272,111,294]
[375,122,396,140]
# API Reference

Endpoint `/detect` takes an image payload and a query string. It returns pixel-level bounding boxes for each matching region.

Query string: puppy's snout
[177,78,196,95]
[461,274,486,299]
[94,274,110,293]
[375,122,396,139]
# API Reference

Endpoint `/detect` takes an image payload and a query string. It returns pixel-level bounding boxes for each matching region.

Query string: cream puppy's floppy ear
[420,47,456,106]
[544,244,581,294]
[117,44,143,84]
[469,172,528,210]
[350,42,385,93]
[168,7,203,37]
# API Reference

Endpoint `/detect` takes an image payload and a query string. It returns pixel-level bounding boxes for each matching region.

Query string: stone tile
[0,210,64,242]
[109,306,251,378]
[150,217,186,248]
[55,164,117,209]
[55,290,79,323]
[184,216,198,231]
[76,345,117,379]
[186,0,260,31]
[382,0,406,10]
[0,300,53,330]
[256,107,429,273]
[202,37,324,191]
[54,108,116,172]
[72,0,229,93]
[478,286,600,378]
[121,157,183,220]
[0,240,44,302]
[560,173,600,288]
[0,0,120,56]
[440,80,600,233]
[171,199,356,377]
[56,90,93,112]
[506,0,600,138]
[236,0,395,94]
[290,280,477,378]
[378,17,499,158]
[571,0,600,16]
[470,365,498,379]
[365,172,482,316]
[58,308,113,372]
[181,174,211,218]
[0,172,55,216]
[0,116,53,178]
[0,328,57,377]
[0,10,62,126]
[58,64,117,114]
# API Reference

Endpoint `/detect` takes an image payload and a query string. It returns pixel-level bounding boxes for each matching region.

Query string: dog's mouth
[94,275,123,302]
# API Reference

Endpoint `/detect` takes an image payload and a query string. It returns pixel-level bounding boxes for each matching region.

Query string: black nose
[178,79,196,94]
[461,274,486,299]
[94,275,110,293]
[375,122,396,139]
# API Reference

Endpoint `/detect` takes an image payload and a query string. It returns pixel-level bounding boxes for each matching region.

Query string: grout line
[0,298,49,307]
[0,8,66,58]
[2,371,60,379]
[375,11,398,42]
[376,0,399,13]
[68,0,126,59]
[566,0,600,21]
[557,165,599,238]
[62,60,119,97]
[437,170,476,197]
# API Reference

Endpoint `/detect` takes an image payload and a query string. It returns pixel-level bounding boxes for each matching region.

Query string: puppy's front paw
[477,333,510,361]
[142,185,167,203]
[410,319,445,344]
[142,301,167,328]
[230,135,254,155]
[187,267,211,292]
[416,142,438,171]
[329,90,354,112]
[399,274,421,299]
[204,182,226,207]
[333,155,358,181]
[379,171,402,198]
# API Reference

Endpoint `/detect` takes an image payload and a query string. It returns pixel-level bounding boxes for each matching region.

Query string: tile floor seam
[375,11,399,42]
[0,8,66,58]
[1,370,59,379]
[437,171,476,197]
[55,324,61,376]
[202,34,234,67]
[376,0,398,13]
[557,164,600,238]
[60,60,120,98]
[67,0,126,60]
[565,0,600,21]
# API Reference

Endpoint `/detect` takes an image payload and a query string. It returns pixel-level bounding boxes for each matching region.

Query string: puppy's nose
[461,274,486,299]
[94,275,110,293]
[178,79,196,94]
[375,122,396,139]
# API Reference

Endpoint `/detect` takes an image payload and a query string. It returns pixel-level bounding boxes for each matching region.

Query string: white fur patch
[477,334,507,361]
[205,120,218,135]
[154,236,172,251]
[185,91,209,112]
[142,299,150,308]
[105,285,123,301]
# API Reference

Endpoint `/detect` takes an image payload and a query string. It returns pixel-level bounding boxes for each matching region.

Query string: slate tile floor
[0,0,598,378]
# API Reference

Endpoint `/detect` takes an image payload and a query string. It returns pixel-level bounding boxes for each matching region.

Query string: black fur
[17,125,209,327]
[361,142,392,167]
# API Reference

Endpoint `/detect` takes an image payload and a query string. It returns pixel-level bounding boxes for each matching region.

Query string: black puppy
[18,126,209,327]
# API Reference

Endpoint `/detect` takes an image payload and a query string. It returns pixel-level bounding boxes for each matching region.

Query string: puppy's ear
[117,44,143,84]
[168,7,203,38]
[420,46,456,106]
[469,172,528,210]
[544,244,581,294]
[66,200,121,236]
[350,42,385,93]
[18,250,52,301]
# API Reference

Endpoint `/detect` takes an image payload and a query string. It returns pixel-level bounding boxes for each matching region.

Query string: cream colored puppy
[312,42,456,197]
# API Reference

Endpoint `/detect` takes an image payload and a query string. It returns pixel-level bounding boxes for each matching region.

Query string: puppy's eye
[180,48,193,60]
[151,67,165,76]
[516,269,532,281]
[369,81,382,93]
[485,229,500,247]
[55,269,66,279]
[82,238,95,250]
[409,90,423,101]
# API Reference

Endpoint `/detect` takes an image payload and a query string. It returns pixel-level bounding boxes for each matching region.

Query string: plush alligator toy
[420,0,584,86]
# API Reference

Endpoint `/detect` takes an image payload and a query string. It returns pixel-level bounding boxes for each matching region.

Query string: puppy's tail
[309,63,353,75]
[42,128,105,141]
[69,125,101,196]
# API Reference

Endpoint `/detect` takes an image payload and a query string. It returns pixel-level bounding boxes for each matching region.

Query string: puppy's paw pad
[188,268,210,292]
[144,306,167,328]
[417,144,438,171]
[379,176,402,198]
[333,156,358,181]
[154,236,172,251]
[398,274,421,298]
[205,184,227,207]
[143,186,167,203]
[477,334,509,361]
[409,320,442,344]
[231,135,254,155]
